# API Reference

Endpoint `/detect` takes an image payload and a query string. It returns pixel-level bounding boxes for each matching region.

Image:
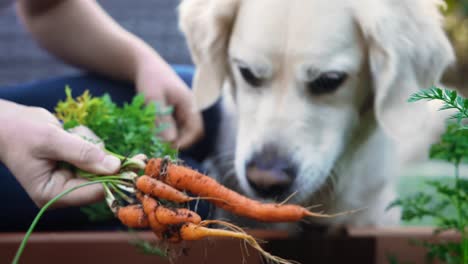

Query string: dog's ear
[178,0,240,110]
[353,0,455,141]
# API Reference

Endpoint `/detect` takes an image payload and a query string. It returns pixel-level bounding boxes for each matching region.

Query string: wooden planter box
[0,227,460,264]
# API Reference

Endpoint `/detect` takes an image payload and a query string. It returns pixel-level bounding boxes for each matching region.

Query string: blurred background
[443,0,468,92]
[0,0,190,86]
[0,0,466,91]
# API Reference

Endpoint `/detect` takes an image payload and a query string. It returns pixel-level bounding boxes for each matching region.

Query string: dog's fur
[178,0,455,228]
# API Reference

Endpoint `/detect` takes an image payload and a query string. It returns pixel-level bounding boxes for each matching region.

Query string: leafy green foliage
[408,86,468,125]
[55,86,177,158]
[55,87,177,221]
[430,124,468,164]
[390,87,468,264]
[389,192,447,223]
[423,241,463,264]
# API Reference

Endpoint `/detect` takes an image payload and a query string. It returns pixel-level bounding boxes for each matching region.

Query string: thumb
[42,125,121,174]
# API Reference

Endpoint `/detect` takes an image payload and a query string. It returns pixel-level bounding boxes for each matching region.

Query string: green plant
[389,87,468,264]
[55,86,177,159]
[55,87,177,221]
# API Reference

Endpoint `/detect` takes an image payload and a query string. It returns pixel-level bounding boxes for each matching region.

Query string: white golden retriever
[178,0,454,227]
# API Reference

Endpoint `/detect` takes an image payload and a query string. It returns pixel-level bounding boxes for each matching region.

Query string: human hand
[135,55,204,149]
[0,100,121,208]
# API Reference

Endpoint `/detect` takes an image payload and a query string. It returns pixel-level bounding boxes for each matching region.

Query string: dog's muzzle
[245,144,297,198]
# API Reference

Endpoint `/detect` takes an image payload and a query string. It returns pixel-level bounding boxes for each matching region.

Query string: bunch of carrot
[114,157,356,263]
[13,156,357,264]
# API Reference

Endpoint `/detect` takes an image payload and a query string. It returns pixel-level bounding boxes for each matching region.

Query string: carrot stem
[115,184,136,194]
[89,172,137,181]
[12,179,124,264]
[105,149,146,170]
[88,175,126,181]
[109,183,134,204]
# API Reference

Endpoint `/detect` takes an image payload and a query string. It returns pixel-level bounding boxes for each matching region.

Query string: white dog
[178,0,454,228]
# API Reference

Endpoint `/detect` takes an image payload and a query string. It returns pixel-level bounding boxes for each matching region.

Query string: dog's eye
[239,66,262,87]
[307,71,348,95]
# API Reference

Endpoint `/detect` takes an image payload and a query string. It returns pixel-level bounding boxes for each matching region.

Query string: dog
[178,0,454,228]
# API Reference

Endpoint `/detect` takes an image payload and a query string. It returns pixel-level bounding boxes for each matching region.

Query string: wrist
[131,42,172,92]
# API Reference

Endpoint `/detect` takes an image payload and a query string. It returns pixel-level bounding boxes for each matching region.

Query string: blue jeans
[0,65,219,231]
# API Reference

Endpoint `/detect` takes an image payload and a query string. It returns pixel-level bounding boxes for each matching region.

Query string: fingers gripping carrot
[117,205,149,228]
[144,158,348,222]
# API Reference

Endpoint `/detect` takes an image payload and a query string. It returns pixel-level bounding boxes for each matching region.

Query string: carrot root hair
[278,191,298,205]
[197,220,298,264]
[305,207,365,218]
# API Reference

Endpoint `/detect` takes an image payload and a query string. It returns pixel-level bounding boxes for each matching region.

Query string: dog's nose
[245,145,296,198]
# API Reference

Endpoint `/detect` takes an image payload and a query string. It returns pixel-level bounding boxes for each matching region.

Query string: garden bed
[0,227,460,264]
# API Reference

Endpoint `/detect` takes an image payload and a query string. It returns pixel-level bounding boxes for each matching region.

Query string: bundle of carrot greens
[55,86,176,159]
[12,88,351,264]
[55,86,177,221]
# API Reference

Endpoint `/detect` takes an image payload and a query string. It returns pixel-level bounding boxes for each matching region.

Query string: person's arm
[16,0,203,148]
[16,0,152,82]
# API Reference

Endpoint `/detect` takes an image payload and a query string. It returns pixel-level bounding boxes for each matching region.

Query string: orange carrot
[145,158,353,222]
[136,175,192,203]
[117,205,148,228]
[137,193,167,236]
[178,221,296,264]
[179,222,253,241]
[155,206,201,225]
